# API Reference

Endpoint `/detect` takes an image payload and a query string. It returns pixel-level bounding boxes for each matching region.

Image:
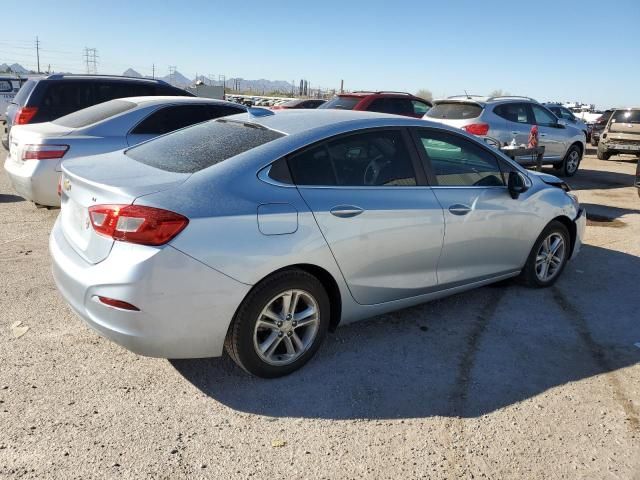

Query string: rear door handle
[540,133,547,137]
[330,205,364,218]
[448,204,472,216]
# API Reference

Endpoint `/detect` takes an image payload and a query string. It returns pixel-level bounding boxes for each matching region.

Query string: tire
[520,221,570,288]
[224,269,330,378]
[597,145,611,160]
[590,137,598,147]
[558,145,581,177]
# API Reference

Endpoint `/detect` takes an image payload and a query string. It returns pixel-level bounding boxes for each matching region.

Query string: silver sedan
[4,96,245,207]
[50,110,586,377]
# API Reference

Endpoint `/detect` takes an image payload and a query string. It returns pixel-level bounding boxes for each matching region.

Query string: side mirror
[508,171,529,199]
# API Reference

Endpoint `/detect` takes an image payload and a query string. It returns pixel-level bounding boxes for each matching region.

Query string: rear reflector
[23,144,69,160]
[15,106,38,125]
[88,204,189,246]
[96,296,140,311]
[463,123,490,136]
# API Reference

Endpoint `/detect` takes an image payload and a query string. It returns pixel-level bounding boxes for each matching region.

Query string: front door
[413,127,533,286]
[287,128,445,305]
[530,104,565,161]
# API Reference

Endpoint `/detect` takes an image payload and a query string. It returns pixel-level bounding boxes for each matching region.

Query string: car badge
[63,178,72,192]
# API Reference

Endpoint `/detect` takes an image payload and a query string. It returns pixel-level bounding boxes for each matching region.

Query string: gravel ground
[0,147,639,479]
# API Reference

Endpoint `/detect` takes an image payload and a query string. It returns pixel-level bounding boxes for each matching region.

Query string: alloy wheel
[535,233,566,282]
[566,150,580,173]
[253,289,320,366]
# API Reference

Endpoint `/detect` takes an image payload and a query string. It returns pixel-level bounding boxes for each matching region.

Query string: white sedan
[4,96,245,207]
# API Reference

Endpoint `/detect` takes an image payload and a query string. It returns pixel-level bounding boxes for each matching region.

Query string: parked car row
[596,108,640,160]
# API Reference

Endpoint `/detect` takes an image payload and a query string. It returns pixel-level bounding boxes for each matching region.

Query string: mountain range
[0,62,296,93]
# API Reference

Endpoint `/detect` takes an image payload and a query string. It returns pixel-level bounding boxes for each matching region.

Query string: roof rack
[486,95,537,102]
[45,73,169,85]
[351,90,413,96]
[447,94,485,99]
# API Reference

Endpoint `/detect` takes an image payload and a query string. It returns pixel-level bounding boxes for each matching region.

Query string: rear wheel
[590,136,598,147]
[520,221,570,288]
[225,269,330,378]
[597,144,611,160]
[556,145,581,177]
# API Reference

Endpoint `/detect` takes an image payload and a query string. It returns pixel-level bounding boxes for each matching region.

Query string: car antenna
[464,89,470,99]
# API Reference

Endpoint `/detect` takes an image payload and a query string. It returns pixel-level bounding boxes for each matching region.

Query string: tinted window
[156,85,193,97]
[426,102,482,120]
[367,98,413,115]
[126,120,284,173]
[412,100,431,115]
[53,99,137,128]
[612,110,640,124]
[288,130,417,187]
[132,104,211,135]
[41,82,95,118]
[267,157,293,183]
[0,80,11,93]
[318,96,361,110]
[494,103,531,124]
[531,105,558,127]
[416,130,504,187]
[13,79,37,105]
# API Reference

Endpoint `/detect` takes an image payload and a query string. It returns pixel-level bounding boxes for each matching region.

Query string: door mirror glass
[508,171,529,199]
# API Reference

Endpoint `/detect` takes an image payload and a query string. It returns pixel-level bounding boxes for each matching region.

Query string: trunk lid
[60,152,191,264]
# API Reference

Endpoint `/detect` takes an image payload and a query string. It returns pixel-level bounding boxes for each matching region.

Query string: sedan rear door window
[287,130,417,187]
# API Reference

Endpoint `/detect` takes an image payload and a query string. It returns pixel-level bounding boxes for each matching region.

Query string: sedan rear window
[318,96,361,110]
[52,99,137,128]
[126,119,284,173]
[426,102,483,120]
[612,110,640,124]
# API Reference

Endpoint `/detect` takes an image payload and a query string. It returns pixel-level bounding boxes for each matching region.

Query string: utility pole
[35,36,41,73]
[83,47,98,74]
[168,66,177,85]
[152,64,155,79]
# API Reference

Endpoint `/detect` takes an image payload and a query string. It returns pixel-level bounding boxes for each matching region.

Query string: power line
[83,47,98,74]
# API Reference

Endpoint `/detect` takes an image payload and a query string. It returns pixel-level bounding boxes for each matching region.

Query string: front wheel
[224,269,330,378]
[520,221,570,288]
[597,145,611,160]
[557,145,581,177]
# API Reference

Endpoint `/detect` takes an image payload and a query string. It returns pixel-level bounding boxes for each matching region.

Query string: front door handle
[448,204,472,216]
[330,205,364,218]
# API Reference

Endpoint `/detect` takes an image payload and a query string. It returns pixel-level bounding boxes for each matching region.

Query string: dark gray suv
[2,74,193,150]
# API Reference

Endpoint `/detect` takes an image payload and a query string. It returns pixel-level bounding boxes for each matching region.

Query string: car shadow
[0,193,24,203]
[171,244,640,420]
[560,168,636,191]
[581,203,640,222]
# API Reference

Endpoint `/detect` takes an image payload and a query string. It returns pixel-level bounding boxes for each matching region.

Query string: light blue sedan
[50,109,586,377]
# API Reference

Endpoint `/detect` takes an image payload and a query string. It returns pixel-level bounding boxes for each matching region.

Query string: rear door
[287,128,445,305]
[412,127,532,285]
[492,102,532,147]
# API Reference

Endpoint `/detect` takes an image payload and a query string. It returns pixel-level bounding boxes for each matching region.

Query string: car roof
[121,96,244,107]
[433,95,538,106]
[42,74,170,85]
[222,109,443,136]
[336,91,417,98]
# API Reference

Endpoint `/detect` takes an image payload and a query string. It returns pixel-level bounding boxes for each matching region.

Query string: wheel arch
[550,215,577,258]
[241,263,343,332]
[568,141,584,158]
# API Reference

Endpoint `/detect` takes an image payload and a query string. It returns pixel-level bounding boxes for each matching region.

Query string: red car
[318,91,432,118]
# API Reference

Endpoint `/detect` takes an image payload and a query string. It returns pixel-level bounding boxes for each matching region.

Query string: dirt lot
[0,147,639,479]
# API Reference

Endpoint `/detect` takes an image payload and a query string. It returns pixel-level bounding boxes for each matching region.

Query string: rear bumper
[571,207,586,260]
[3,154,61,206]
[49,217,251,358]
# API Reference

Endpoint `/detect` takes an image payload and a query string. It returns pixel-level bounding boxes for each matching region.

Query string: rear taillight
[88,204,189,246]
[23,144,69,160]
[463,123,490,136]
[15,106,38,125]
[95,296,140,311]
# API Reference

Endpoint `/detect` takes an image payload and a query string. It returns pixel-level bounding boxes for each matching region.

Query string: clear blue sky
[1,0,638,108]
